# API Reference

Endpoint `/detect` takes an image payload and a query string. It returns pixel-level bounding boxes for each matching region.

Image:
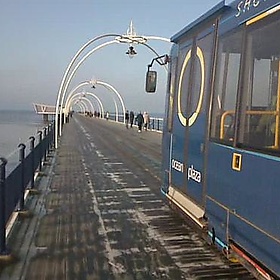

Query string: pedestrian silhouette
[125,110,129,128]
[136,111,144,132]
[129,111,134,128]
[143,112,150,131]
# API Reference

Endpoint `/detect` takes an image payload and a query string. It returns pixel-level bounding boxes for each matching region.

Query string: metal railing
[87,112,164,132]
[149,117,163,132]
[0,122,54,255]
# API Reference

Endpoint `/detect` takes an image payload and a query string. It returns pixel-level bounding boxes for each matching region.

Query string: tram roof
[171,1,228,43]
[171,0,280,44]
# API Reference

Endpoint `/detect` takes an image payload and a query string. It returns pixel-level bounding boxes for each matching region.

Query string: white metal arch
[60,40,119,115]
[65,93,98,116]
[71,96,94,113]
[93,80,125,123]
[74,100,86,114]
[55,23,171,148]
[73,102,84,113]
[63,79,124,124]
[83,92,104,118]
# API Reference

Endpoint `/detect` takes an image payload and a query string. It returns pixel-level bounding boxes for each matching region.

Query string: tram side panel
[207,143,280,276]
[161,0,280,276]
[205,0,280,275]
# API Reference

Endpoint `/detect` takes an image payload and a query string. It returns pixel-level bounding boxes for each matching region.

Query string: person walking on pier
[143,112,150,131]
[129,111,134,128]
[136,111,144,132]
[125,110,129,128]
[106,111,109,121]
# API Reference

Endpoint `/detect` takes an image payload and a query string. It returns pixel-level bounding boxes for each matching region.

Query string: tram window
[210,30,243,142]
[238,17,280,151]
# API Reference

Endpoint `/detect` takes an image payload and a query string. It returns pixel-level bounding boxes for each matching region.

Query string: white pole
[85,92,104,118]
[61,40,119,111]
[113,98,118,122]
[145,36,171,43]
[65,91,104,119]
[96,80,126,124]
[54,28,171,148]
[59,82,89,135]
[74,102,84,112]
[71,97,94,113]
[59,41,119,136]
[55,40,119,148]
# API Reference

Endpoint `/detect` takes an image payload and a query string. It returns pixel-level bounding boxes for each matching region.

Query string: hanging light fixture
[126,45,137,58]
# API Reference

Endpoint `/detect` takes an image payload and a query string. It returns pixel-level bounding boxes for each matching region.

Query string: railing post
[0,157,8,254]
[38,131,42,172]
[29,136,35,190]
[48,124,52,152]
[18,143,26,211]
[157,119,160,131]
[43,127,47,162]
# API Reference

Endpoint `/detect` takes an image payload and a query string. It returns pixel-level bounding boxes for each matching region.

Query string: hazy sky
[0,0,220,114]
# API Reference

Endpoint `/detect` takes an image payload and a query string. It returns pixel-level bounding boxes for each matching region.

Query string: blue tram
[150,0,280,278]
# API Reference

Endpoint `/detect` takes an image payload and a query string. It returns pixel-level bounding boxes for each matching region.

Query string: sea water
[0,110,49,173]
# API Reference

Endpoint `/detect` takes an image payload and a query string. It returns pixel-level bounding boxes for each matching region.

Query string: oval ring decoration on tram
[177,46,205,127]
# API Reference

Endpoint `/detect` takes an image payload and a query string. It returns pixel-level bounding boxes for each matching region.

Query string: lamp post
[55,21,171,148]
[75,101,86,114]
[91,79,126,123]
[59,78,125,143]
[55,34,121,135]
[73,101,84,113]
[66,93,99,117]
[71,97,95,115]
[79,100,89,113]
[62,78,125,121]
[59,40,119,118]
[66,91,104,119]
[58,81,90,138]
[84,92,104,118]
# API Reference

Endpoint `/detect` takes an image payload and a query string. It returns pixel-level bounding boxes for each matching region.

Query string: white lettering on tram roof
[235,0,268,18]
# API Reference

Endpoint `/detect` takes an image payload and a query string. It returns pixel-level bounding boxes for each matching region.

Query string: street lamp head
[126,45,137,58]
[89,78,97,88]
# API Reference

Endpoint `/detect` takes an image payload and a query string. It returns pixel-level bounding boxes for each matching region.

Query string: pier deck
[0,115,256,279]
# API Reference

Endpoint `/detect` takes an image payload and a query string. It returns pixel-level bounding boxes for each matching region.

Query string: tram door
[176,27,215,207]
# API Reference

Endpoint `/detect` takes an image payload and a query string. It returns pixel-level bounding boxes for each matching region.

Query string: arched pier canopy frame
[62,79,125,133]
[82,91,104,118]
[70,96,95,113]
[74,100,87,114]
[73,102,84,113]
[55,21,171,148]
[91,79,125,123]
[65,91,104,119]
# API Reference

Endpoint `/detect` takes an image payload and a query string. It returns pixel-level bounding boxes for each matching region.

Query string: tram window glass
[210,30,243,142]
[191,31,214,119]
[238,17,280,151]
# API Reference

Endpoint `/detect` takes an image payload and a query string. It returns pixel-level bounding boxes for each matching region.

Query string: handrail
[0,122,54,256]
